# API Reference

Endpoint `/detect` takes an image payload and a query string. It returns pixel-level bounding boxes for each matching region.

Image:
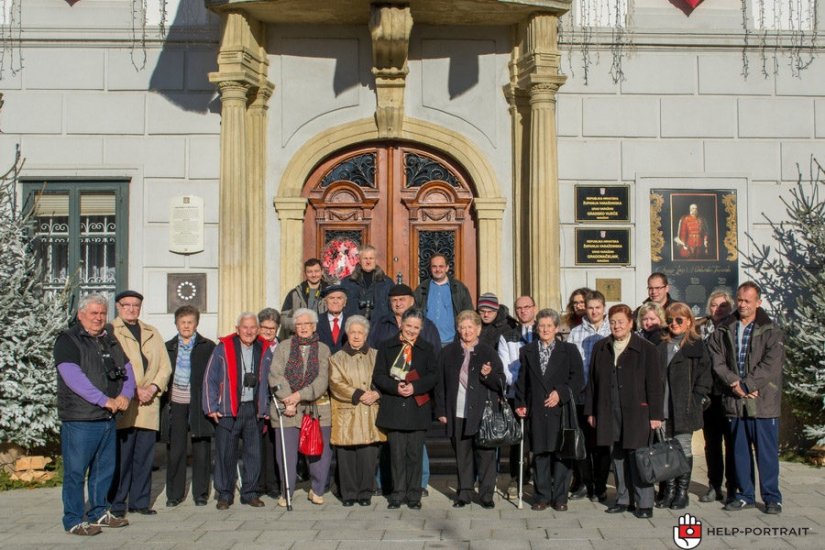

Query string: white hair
[293,308,319,324]
[78,293,108,312]
[344,315,370,334]
[235,311,258,326]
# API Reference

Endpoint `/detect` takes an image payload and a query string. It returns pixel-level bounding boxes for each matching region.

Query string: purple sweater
[57,362,136,408]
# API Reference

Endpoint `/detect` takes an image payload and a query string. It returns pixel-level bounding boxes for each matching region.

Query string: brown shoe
[308,489,324,505]
[552,503,568,512]
[94,511,129,528]
[67,523,102,536]
[242,497,265,508]
[531,502,550,511]
[216,500,230,510]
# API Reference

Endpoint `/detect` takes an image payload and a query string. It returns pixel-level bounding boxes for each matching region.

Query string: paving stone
[339,542,425,550]
[470,540,532,550]
[382,529,443,541]
[316,528,384,540]
[256,529,318,542]
[426,543,469,550]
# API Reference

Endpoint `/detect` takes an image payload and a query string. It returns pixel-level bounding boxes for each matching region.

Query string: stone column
[475,197,507,297]
[517,14,567,310]
[273,197,309,300]
[245,82,274,316]
[215,80,250,334]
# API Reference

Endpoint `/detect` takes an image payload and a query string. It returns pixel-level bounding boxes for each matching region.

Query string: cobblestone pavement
[0,458,821,549]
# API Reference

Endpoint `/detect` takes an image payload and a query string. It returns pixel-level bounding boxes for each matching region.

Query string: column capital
[249,79,276,110]
[274,197,309,219]
[474,197,507,219]
[214,79,252,103]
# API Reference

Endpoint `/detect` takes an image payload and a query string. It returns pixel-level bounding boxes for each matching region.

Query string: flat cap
[321,284,347,298]
[115,290,144,303]
[389,284,414,297]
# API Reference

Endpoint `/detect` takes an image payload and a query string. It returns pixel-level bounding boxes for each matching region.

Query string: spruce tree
[743,158,825,445]
[0,147,71,449]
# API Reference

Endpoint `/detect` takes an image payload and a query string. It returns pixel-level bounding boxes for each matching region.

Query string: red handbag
[298,405,323,457]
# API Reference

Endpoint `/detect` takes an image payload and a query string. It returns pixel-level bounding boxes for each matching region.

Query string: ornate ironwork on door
[417,230,456,282]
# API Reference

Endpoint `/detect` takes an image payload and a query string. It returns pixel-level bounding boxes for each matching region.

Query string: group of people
[55,248,785,537]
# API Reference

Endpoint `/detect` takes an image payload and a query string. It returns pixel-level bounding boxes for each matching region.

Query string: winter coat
[434,341,506,439]
[707,308,784,418]
[373,337,438,431]
[656,337,712,435]
[585,334,664,450]
[279,280,329,338]
[515,341,584,454]
[414,276,474,318]
[368,312,442,352]
[160,333,216,441]
[202,334,271,419]
[111,317,172,431]
[268,337,332,429]
[479,305,518,350]
[328,347,386,446]
[342,265,393,321]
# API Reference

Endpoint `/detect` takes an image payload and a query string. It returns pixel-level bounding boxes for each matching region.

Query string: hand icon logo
[673,513,702,549]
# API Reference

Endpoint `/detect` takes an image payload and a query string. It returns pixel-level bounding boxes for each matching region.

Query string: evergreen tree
[743,158,825,445]
[0,147,71,449]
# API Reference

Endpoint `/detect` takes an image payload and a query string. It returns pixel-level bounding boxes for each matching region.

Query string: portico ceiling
[204,0,571,25]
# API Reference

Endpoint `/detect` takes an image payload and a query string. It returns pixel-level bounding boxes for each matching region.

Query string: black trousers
[452,418,497,503]
[337,444,380,501]
[534,451,571,505]
[703,394,737,494]
[110,427,156,512]
[387,429,425,505]
[572,405,611,496]
[166,402,212,503]
[258,427,281,496]
[214,402,261,503]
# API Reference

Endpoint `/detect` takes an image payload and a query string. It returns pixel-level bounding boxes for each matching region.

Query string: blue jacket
[202,334,272,418]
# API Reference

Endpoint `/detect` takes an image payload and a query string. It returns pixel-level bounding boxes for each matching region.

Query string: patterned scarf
[285,333,320,393]
[389,336,414,380]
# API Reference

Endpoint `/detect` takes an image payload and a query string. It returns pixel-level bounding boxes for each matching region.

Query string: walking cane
[518,416,524,510]
[271,386,293,511]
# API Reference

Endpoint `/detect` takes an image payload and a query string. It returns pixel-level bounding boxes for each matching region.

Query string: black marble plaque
[167,273,207,313]
[575,185,630,222]
[575,228,631,265]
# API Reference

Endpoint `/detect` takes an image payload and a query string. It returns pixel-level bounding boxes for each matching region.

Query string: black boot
[670,457,693,510]
[655,479,676,509]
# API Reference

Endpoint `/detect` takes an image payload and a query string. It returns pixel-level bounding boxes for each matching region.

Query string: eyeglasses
[260,324,278,331]
[119,303,141,309]
[647,285,667,291]
[666,317,686,326]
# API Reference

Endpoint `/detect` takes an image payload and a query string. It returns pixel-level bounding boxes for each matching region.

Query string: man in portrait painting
[674,203,709,259]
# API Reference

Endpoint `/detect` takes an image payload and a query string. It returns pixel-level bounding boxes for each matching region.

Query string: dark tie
[332,316,340,343]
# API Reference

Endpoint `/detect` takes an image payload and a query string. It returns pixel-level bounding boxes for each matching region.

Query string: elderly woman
[636,302,667,346]
[373,308,437,510]
[654,303,712,510]
[515,309,584,512]
[163,306,216,507]
[436,310,505,509]
[328,315,385,507]
[269,308,332,506]
[586,304,663,519]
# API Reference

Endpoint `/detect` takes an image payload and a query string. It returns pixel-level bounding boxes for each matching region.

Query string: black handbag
[475,391,523,448]
[556,387,586,460]
[634,427,690,484]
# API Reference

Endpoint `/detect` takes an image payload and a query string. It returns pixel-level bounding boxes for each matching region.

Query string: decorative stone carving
[369,4,413,138]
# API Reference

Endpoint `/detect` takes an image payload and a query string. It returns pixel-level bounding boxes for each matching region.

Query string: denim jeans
[61,419,117,530]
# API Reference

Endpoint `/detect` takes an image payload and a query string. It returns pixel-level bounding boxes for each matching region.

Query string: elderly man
[708,282,785,514]
[317,285,349,353]
[55,294,133,535]
[203,312,272,510]
[414,254,473,346]
[342,245,394,320]
[109,290,171,518]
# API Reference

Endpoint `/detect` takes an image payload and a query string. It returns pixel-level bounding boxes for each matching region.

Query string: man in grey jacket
[708,281,784,514]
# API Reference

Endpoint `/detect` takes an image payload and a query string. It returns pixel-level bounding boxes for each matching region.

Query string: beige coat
[328,348,386,446]
[269,338,331,429]
[112,317,172,431]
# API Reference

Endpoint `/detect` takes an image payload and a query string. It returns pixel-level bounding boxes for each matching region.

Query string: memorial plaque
[575,185,630,222]
[169,195,204,254]
[575,228,631,265]
[595,278,622,302]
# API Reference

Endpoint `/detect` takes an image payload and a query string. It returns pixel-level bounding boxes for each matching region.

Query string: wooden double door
[303,143,477,296]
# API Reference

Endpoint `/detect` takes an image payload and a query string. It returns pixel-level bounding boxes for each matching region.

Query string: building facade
[3,0,824,337]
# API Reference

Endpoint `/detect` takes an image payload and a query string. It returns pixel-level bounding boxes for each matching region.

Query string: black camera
[243,372,257,388]
[359,298,374,319]
[98,340,125,380]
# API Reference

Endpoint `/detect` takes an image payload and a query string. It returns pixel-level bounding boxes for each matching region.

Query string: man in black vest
[55,294,133,536]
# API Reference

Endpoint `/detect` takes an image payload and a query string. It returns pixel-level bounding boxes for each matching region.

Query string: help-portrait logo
[673,513,702,549]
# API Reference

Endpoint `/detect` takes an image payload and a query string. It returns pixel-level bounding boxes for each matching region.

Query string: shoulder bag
[556,387,586,460]
[634,427,690,484]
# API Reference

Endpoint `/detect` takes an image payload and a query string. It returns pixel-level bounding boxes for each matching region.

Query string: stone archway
[274,117,506,301]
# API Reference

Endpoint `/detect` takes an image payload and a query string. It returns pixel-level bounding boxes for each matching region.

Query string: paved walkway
[0,458,822,549]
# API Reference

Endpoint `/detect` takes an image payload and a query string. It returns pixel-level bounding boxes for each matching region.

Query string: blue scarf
[174,335,195,386]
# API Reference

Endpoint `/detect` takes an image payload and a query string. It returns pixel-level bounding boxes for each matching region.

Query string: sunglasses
[666,317,686,326]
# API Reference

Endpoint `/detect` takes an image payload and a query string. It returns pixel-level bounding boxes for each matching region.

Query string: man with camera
[55,294,134,536]
[203,312,273,510]
[342,244,393,321]
[109,290,172,518]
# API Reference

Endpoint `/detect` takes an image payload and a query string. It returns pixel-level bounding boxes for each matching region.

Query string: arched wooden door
[302,143,477,297]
